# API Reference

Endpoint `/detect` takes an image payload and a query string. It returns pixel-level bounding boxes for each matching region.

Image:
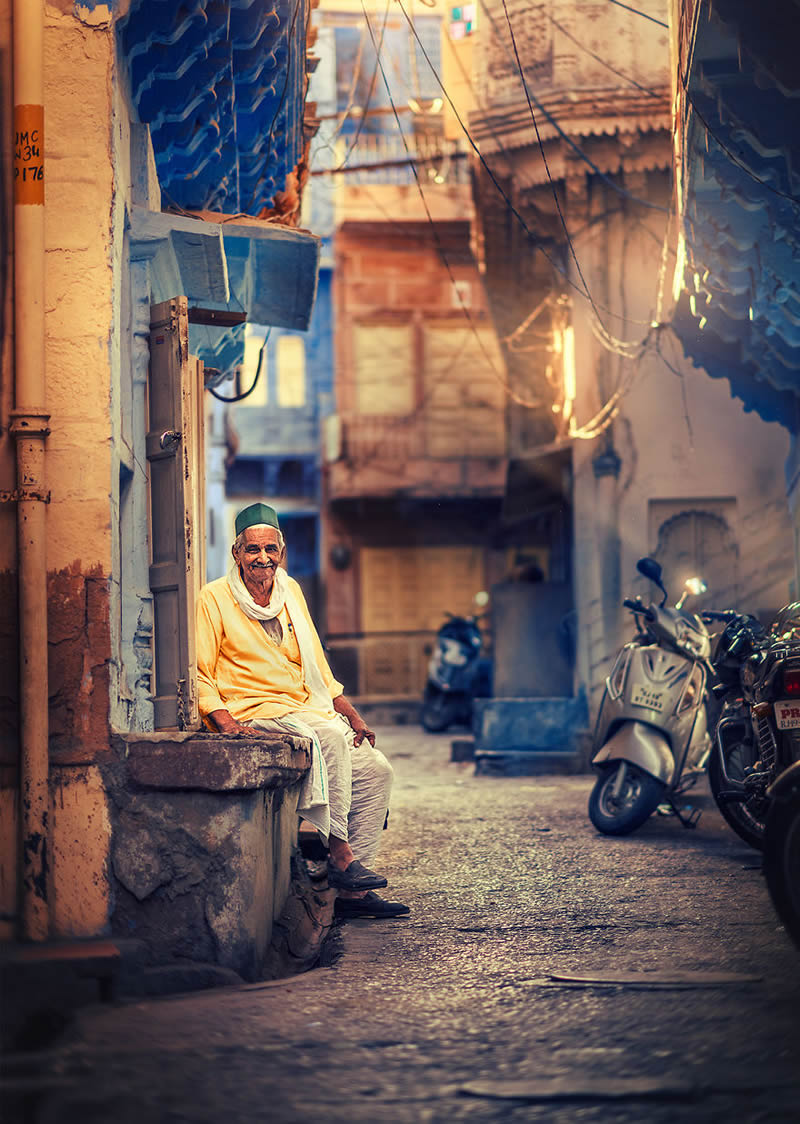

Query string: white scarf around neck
[227,562,332,713]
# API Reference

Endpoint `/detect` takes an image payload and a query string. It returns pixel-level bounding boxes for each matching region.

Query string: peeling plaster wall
[48,764,112,936]
[0,764,111,940]
[571,178,795,716]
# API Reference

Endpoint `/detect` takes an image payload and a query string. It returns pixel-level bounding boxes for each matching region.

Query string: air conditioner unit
[323,414,342,463]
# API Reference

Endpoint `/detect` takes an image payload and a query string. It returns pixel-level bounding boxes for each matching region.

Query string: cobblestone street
[10,727,800,1123]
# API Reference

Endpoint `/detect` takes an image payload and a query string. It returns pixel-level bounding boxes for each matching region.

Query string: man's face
[233,526,285,599]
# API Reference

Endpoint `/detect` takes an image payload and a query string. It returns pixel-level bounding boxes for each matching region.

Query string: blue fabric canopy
[118,0,309,214]
[672,0,800,432]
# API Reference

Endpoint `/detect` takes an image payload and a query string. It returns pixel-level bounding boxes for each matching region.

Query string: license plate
[631,684,665,712]
[775,700,800,730]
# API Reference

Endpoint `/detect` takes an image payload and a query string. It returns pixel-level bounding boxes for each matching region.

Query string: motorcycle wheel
[420,693,459,733]
[763,789,800,950]
[588,762,666,836]
[707,743,765,851]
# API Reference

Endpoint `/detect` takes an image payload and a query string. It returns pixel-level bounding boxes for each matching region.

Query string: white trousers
[250,711,393,868]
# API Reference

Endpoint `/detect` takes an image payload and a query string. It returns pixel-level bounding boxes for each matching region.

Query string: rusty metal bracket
[0,488,51,503]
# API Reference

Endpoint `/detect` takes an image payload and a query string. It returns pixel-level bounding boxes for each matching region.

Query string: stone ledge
[111,731,311,792]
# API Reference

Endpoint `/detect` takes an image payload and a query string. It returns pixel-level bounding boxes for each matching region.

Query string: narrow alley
[12,727,800,1124]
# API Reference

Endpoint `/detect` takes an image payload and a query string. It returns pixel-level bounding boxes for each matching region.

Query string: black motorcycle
[420,612,491,733]
[704,609,768,849]
[707,603,800,851]
[763,760,800,948]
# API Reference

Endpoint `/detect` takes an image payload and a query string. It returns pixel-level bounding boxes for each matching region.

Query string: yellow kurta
[196,574,344,723]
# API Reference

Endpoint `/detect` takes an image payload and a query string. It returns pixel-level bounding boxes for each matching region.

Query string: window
[277,335,306,408]
[353,321,414,415]
[238,326,269,407]
[360,546,485,632]
[423,321,505,456]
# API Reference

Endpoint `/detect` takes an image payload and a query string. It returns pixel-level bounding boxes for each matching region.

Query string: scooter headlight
[439,637,468,667]
[676,620,709,658]
[607,650,630,700]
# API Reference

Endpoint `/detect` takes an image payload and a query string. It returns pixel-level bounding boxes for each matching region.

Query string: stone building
[669,0,800,586]
[1,0,321,979]
[467,0,793,732]
[313,0,510,705]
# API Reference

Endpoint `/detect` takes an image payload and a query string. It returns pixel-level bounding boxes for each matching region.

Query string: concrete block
[473,694,589,754]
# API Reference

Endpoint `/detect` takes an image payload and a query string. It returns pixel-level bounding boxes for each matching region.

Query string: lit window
[277,335,306,408]
[239,326,268,406]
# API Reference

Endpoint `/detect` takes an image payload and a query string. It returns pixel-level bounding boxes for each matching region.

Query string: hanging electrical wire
[330,0,392,173]
[360,0,542,412]
[498,0,668,366]
[607,0,668,28]
[393,0,664,330]
[476,0,669,214]
[207,330,271,403]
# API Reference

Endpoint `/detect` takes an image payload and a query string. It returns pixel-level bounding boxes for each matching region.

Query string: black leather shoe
[327,859,388,891]
[334,891,410,919]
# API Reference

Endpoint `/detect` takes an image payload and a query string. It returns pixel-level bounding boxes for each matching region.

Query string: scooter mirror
[636,556,668,607]
[636,557,663,584]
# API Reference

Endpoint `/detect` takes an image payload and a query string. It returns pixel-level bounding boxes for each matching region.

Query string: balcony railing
[331,132,469,186]
[325,411,508,500]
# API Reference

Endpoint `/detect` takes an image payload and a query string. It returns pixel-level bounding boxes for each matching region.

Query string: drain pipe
[12,0,50,941]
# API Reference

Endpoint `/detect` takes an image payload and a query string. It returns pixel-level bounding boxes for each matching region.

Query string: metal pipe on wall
[12,0,49,941]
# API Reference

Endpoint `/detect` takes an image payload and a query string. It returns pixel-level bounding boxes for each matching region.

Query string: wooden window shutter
[353,321,414,415]
[423,322,506,457]
[146,297,203,730]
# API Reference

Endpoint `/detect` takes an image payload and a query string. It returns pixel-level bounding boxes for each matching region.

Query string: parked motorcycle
[709,602,800,852]
[588,557,713,836]
[763,760,800,948]
[704,609,769,849]
[420,606,492,733]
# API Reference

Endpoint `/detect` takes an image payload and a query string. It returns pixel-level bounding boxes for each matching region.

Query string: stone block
[118,731,310,791]
[102,733,313,981]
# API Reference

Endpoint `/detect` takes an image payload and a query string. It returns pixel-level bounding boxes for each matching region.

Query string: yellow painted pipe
[13,0,49,942]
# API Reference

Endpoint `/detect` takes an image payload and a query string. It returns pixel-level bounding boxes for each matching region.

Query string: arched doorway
[654,509,738,608]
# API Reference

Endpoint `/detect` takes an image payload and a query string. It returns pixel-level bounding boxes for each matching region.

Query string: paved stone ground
[6,727,800,1123]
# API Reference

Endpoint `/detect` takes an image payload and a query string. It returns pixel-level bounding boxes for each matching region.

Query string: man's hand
[208,709,263,737]
[333,695,376,747]
[349,714,376,748]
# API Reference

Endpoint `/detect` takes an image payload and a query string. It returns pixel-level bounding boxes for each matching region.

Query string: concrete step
[474,749,585,777]
[0,938,127,1051]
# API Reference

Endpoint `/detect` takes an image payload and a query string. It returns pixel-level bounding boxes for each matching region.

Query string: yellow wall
[48,766,112,936]
[0,3,117,940]
[44,3,115,575]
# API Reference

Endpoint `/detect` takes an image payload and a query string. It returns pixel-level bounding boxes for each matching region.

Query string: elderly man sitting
[197,502,409,919]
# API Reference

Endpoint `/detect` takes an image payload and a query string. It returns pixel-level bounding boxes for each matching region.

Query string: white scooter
[588,557,713,836]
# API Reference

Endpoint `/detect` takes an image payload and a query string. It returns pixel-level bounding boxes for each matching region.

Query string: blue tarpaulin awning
[672,0,800,432]
[118,0,310,216]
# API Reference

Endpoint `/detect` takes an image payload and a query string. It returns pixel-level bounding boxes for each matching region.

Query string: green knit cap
[234,502,280,537]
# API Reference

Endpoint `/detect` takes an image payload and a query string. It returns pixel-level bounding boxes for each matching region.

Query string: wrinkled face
[233,525,285,600]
